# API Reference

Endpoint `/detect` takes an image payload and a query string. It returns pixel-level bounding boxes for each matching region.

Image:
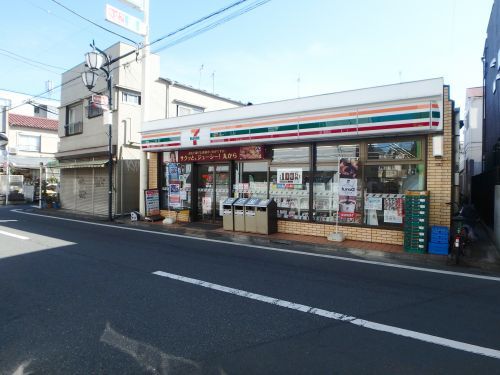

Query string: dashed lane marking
[153,270,500,360]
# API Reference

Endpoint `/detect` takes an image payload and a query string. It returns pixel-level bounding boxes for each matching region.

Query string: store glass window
[234,161,268,199]
[364,163,424,227]
[314,144,361,223]
[367,140,421,160]
[270,165,310,221]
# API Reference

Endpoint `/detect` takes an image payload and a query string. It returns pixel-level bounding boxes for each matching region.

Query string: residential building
[476,0,500,245]
[142,78,457,247]
[56,42,242,217]
[0,89,59,200]
[460,87,483,202]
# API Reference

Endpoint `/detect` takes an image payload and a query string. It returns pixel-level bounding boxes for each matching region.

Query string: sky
[0,0,495,112]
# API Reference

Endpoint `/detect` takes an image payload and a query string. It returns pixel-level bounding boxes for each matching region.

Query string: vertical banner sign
[337,157,360,223]
[144,189,160,216]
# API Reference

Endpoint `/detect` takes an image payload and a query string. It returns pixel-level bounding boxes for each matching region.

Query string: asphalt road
[1,205,500,374]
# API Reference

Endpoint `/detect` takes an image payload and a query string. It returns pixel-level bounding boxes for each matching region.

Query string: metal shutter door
[93,167,110,216]
[74,168,94,214]
[60,169,76,211]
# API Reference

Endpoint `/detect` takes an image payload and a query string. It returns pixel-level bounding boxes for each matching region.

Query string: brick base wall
[160,209,190,222]
[277,220,403,245]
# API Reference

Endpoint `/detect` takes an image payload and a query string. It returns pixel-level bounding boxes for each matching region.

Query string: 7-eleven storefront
[141,78,455,245]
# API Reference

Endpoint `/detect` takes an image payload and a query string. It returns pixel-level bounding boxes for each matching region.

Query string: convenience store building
[141,78,455,245]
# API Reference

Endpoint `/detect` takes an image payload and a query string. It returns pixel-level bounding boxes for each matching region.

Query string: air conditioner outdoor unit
[8,147,17,155]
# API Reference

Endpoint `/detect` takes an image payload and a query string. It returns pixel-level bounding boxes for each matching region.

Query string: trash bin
[233,198,248,232]
[244,197,261,233]
[222,197,238,231]
[256,198,278,234]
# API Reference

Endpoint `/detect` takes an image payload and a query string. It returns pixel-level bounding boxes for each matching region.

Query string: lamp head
[81,70,98,91]
[85,50,104,71]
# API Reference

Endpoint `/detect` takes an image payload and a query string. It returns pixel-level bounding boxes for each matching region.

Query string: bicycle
[446,202,469,265]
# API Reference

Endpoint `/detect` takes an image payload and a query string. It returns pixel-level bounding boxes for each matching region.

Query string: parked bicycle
[446,202,479,265]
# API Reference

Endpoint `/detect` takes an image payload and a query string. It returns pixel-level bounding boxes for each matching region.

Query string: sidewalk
[20,207,500,274]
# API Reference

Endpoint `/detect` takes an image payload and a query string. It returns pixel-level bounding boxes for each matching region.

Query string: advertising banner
[144,189,160,216]
[179,146,264,162]
[338,178,357,197]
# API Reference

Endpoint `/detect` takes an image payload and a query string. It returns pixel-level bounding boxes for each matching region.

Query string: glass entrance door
[196,164,230,222]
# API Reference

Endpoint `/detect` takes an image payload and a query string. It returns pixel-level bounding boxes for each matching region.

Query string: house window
[18,134,41,152]
[65,103,83,136]
[122,91,141,105]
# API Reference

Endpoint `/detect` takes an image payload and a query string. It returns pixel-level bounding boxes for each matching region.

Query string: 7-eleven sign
[190,129,200,145]
[181,128,209,148]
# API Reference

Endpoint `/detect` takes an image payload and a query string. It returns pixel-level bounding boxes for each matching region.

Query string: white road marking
[0,219,18,222]
[12,209,500,282]
[153,270,500,360]
[0,229,29,240]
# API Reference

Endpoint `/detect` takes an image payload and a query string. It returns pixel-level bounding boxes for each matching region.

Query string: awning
[1,155,55,169]
[55,159,109,169]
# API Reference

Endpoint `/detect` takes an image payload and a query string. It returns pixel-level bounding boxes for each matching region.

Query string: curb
[18,208,500,275]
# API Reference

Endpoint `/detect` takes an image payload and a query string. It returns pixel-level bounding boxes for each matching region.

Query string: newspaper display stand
[244,197,261,233]
[256,198,278,234]
[233,198,249,232]
[222,197,238,231]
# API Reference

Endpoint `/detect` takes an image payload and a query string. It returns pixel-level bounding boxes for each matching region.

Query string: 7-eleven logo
[190,129,200,145]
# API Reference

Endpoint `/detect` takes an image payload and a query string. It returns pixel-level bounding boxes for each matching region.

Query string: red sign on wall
[179,146,265,162]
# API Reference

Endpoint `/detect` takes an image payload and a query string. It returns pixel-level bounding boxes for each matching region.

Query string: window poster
[277,168,302,184]
[383,197,403,223]
[168,183,181,208]
[365,195,383,210]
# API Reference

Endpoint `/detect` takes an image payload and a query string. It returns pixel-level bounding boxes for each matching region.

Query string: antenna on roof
[297,74,301,98]
[198,64,204,89]
[211,71,215,94]
[46,80,53,97]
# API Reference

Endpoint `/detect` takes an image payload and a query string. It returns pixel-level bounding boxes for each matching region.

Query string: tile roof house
[8,113,58,131]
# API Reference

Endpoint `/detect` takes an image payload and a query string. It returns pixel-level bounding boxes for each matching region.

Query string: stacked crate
[428,226,449,255]
[404,191,430,253]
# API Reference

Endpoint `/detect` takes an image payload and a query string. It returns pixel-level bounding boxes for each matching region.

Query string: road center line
[152,270,500,360]
[11,209,500,282]
[0,229,29,240]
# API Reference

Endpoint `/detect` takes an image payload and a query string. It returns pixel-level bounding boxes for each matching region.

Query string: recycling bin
[222,197,238,231]
[233,198,248,232]
[244,197,261,233]
[256,198,278,234]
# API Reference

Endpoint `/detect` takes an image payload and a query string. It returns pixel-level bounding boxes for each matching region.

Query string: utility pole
[139,0,150,217]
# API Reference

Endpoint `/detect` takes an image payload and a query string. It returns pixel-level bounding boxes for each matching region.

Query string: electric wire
[149,0,248,47]
[152,0,271,53]
[27,103,60,116]
[0,51,62,75]
[0,0,271,116]
[49,0,139,46]
[0,48,68,71]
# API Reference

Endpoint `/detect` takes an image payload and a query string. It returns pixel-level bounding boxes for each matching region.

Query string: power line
[27,103,60,116]
[0,51,62,75]
[0,0,271,116]
[0,76,80,115]
[49,0,139,46]
[152,0,271,53]
[149,0,248,46]
[0,48,68,71]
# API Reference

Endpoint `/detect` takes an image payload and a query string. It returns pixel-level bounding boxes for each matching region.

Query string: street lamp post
[81,42,114,221]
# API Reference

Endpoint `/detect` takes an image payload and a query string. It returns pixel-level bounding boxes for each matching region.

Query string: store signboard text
[179,146,264,162]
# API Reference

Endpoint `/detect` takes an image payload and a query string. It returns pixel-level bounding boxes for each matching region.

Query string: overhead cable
[49,0,138,46]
